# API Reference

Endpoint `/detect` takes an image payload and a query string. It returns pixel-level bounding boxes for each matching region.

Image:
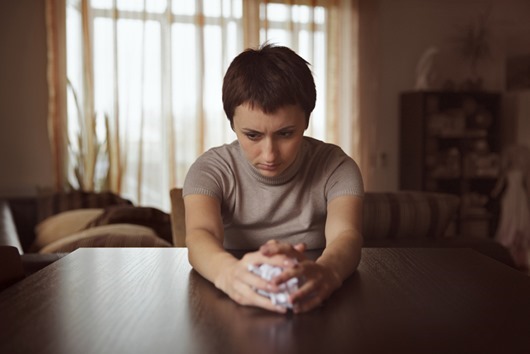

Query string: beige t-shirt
[183,137,364,250]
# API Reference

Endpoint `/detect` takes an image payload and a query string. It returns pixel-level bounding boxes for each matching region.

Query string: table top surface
[1,247,529,354]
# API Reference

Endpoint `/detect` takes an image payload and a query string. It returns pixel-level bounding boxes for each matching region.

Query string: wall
[366,0,530,191]
[0,0,53,197]
[502,91,530,146]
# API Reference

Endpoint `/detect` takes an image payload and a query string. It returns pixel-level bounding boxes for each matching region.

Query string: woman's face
[233,103,307,178]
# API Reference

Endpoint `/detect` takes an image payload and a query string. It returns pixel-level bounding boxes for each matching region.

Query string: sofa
[359,191,516,269]
[1,189,517,281]
[0,191,174,277]
[169,188,517,269]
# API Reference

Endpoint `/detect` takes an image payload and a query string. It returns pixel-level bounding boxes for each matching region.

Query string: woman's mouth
[259,163,280,171]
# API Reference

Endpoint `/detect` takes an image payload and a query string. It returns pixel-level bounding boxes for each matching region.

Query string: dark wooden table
[1,248,529,354]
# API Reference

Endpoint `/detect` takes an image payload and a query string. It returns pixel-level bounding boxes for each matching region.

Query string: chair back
[169,188,186,247]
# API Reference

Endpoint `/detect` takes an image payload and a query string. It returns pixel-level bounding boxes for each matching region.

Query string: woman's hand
[276,259,342,313]
[213,249,298,314]
[259,240,343,314]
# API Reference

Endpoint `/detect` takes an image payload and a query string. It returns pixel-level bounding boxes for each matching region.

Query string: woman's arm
[184,194,232,280]
[318,194,363,282]
[184,194,292,313]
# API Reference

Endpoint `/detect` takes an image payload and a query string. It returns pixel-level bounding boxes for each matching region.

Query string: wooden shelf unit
[399,91,502,237]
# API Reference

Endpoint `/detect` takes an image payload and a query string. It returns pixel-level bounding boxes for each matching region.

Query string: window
[66,0,329,211]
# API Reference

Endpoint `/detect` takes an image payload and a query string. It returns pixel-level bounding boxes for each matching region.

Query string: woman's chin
[257,166,283,177]
[258,170,279,178]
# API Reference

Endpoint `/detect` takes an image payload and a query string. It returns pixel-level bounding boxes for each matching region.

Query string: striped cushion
[362,192,459,240]
[85,205,173,245]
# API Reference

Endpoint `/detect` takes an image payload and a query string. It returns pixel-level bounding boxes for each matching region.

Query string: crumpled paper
[248,263,300,308]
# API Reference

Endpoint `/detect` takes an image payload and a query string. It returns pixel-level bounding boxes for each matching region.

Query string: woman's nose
[262,138,278,162]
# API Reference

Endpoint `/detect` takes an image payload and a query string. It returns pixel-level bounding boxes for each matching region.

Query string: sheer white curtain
[47,0,360,211]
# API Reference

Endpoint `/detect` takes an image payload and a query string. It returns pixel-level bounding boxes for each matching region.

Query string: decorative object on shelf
[428,110,466,137]
[490,144,530,270]
[415,46,440,90]
[450,10,492,91]
[463,139,500,178]
[470,109,493,130]
[430,148,461,179]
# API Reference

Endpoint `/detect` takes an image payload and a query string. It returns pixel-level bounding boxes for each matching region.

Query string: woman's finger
[231,274,288,313]
[243,252,298,270]
[293,243,306,252]
[260,240,293,255]
[260,241,306,262]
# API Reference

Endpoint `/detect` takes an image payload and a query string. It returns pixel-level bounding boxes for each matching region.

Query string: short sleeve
[324,150,364,202]
[183,158,221,201]
[182,147,236,202]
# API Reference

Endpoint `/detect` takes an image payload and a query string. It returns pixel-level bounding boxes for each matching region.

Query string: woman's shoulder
[304,136,343,149]
[184,141,240,199]
[302,137,362,178]
[193,140,241,164]
[185,141,242,181]
[303,137,352,161]
[202,140,239,155]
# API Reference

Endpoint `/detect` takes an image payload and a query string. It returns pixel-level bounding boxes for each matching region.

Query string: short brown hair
[222,44,316,128]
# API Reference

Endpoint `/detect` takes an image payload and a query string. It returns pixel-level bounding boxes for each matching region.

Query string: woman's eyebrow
[275,125,296,132]
[240,125,296,134]
[241,128,262,134]
[277,125,295,129]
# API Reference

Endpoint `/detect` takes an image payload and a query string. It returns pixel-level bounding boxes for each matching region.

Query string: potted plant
[452,11,492,90]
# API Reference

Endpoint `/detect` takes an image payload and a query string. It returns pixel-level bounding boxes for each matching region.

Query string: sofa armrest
[20,253,68,276]
[0,200,23,253]
[6,197,39,252]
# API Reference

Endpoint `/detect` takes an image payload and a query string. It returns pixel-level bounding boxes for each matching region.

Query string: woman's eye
[278,131,293,138]
[245,133,260,141]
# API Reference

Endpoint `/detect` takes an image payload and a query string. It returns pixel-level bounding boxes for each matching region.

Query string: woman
[183,44,364,314]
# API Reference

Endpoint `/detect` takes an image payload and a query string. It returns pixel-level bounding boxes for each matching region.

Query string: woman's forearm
[187,230,238,285]
[316,231,362,284]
